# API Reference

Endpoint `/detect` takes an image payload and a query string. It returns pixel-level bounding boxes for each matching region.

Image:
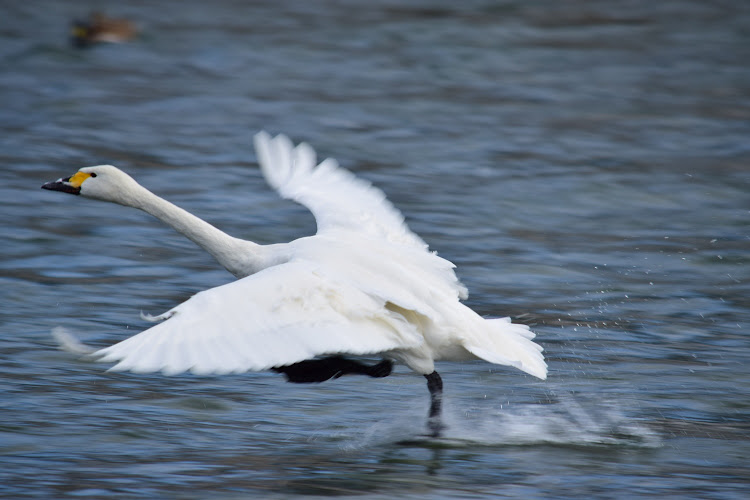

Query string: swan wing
[91,260,424,375]
[254,132,427,249]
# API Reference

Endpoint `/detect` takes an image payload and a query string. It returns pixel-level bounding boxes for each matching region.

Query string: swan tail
[462,317,548,380]
[52,327,98,356]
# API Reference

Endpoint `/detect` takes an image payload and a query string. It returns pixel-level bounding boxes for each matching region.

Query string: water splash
[344,394,662,450]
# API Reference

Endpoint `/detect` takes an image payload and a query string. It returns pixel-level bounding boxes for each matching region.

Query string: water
[2,0,749,497]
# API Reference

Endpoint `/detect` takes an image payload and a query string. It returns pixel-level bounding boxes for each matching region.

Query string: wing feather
[92,261,423,375]
[254,132,427,249]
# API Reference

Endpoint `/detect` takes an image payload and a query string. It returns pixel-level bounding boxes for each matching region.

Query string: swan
[42,132,547,436]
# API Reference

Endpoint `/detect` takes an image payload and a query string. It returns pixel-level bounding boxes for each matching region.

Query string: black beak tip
[41,180,80,195]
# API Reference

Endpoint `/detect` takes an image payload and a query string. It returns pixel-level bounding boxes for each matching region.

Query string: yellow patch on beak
[67,171,92,188]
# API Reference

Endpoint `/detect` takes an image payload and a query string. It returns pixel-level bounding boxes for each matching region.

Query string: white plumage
[44,132,546,435]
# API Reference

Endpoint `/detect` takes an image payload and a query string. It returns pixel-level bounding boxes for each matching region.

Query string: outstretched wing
[254,132,427,249]
[89,260,423,375]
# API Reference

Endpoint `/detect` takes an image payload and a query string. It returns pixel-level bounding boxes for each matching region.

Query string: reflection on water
[1,0,749,498]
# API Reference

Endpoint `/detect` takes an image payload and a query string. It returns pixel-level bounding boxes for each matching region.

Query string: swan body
[43,132,546,435]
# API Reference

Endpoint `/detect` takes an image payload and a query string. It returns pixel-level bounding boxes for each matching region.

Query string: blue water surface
[1,0,749,498]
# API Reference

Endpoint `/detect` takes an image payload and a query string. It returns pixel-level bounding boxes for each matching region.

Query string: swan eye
[89,172,97,178]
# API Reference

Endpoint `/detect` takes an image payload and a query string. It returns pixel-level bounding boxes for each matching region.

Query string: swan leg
[424,371,444,437]
[273,356,393,383]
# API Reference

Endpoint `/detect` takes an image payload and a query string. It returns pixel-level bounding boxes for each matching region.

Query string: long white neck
[128,186,267,278]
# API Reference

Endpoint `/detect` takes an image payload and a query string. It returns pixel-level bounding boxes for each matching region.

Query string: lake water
[1,0,749,497]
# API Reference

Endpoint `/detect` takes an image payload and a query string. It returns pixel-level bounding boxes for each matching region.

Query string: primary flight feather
[43,132,547,436]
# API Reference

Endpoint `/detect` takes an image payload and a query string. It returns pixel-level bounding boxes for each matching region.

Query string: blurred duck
[71,12,137,48]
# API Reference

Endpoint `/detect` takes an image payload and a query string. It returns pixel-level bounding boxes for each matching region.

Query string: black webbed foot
[366,359,393,378]
[424,371,444,437]
[427,417,445,438]
[273,356,393,383]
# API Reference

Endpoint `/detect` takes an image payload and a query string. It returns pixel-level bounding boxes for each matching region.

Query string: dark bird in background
[71,12,137,48]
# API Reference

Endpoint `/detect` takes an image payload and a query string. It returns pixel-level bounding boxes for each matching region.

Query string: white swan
[42,132,547,436]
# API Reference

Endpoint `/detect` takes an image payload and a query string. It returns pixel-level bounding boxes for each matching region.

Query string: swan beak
[41,171,91,195]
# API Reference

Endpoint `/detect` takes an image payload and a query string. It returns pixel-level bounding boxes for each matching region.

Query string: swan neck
[131,187,261,277]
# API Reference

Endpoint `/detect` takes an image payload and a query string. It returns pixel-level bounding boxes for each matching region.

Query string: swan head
[42,165,143,206]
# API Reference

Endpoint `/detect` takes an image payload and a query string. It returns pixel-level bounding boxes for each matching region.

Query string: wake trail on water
[343,393,661,450]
